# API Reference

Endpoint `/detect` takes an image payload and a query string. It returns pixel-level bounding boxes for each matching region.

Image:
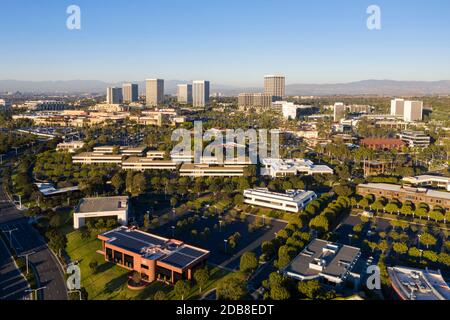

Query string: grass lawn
[66,230,230,300]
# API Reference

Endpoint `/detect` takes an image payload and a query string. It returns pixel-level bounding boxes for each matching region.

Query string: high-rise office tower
[264,75,285,101]
[122,83,139,103]
[106,87,123,104]
[404,101,423,122]
[146,79,164,106]
[193,81,210,107]
[391,98,405,116]
[333,102,346,122]
[391,98,423,122]
[177,84,193,104]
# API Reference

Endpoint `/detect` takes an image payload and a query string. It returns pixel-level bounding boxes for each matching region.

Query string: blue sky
[1,0,449,85]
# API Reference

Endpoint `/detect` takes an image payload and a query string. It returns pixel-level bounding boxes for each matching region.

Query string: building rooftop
[388,266,450,300]
[75,196,129,213]
[100,227,209,269]
[359,183,450,200]
[284,239,361,282]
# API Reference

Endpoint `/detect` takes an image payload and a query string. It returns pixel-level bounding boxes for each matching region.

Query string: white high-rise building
[122,83,139,103]
[391,98,405,116]
[192,81,210,107]
[404,101,423,122]
[146,79,164,106]
[177,84,193,104]
[106,87,123,104]
[333,102,346,122]
[391,98,423,122]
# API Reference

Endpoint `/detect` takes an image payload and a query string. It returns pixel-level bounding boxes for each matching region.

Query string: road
[0,157,68,300]
[0,236,30,300]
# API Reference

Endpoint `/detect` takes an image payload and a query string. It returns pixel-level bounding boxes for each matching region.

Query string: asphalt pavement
[0,161,68,300]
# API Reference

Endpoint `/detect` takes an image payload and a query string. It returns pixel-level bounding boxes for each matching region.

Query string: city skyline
[1,0,450,85]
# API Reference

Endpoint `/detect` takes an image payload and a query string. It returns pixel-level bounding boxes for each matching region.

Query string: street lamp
[224,239,228,253]
[18,251,35,275]
[262,215,266,226]
[2,227,18,248]
[219,220,223,232]
[171,225,175,238]
[26,286,46,300]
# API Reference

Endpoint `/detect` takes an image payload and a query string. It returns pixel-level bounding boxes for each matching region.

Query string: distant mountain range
[1,79,450,96]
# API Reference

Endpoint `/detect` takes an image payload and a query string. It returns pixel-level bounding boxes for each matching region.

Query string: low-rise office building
[56,141,85,153]
[72,152,124,165]
[122,157,178,171]
[243,188,317,213]
[261,158,333,178]
[98,226,209,284]
[398,131,431,148]
[357,183,450,210]
[402,175,450,191]
[388,266,450,300]
[179,163,245,177]
[283,239,362,289]
[74,196,129,229]
[146,151,166,159]
[171,152,195,163]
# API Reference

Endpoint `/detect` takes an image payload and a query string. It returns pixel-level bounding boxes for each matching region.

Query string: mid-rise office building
[146,79,164,106]
[238,93,275,109]
[264,75,285,100]
[177,84,193,104]
[192,81,210,107]
[122,83,139,103]
[399,131,431,148]
[281,102,313,120]
[243,188,317,213]
[107,87,123,104]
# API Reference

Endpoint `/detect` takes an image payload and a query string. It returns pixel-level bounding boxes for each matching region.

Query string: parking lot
[153,212,287,270]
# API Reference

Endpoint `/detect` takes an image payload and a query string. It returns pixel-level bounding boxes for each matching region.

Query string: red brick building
[361,138,405,151]
[98,227,209,284]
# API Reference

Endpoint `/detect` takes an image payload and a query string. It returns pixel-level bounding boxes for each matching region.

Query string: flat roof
[388,266,450,300]
[76,196,129,213]
[100,227,209,269]
[180,164,245,171]
[284,239,361,281]
[359,183,450,200]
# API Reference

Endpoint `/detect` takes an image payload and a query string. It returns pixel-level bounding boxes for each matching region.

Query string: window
[141,264,149,270]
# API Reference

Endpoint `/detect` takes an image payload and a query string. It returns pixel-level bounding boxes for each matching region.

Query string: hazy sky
[1,0,449,85]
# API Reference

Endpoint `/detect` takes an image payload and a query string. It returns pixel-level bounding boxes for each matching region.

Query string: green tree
[111,173,124,194]
[153,290,167,300]
[298,280,322,299]
[194,268,209,293]
[393,242,408,256]
[174,280,191,300]
[240,252,259,274]
[217,274,247,300]
[419,233,437,249]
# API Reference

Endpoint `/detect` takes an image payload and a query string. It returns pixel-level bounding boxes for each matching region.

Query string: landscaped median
[65,229,229,300]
